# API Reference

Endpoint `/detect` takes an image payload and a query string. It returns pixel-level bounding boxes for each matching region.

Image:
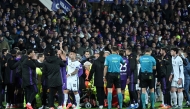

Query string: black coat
[41,63,47,86]
[4,57,20,84]
[43,56,65,88]
[120,4,129,16]
[128,53,138,84]
[21,57,36,87]
[79,66,86,90]
[157,55,172,83]
[0,58,3,84]
[17,55,28,76]
[1,54,11,73]
[89,57,105,87]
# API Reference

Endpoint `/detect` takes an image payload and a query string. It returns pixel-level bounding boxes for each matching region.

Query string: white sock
[75,94,80,107]
[171,92,177,105]
[170,92,172,105]
[64,94,68,106]
[178,92,183,106]
[162,93,164,105]
[145,91,148,104]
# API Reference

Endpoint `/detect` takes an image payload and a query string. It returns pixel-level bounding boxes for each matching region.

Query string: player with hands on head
[63,50,81,109]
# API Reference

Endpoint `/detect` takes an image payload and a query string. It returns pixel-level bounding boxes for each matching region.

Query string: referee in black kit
[139,48,156,109]
[103,46,124,109]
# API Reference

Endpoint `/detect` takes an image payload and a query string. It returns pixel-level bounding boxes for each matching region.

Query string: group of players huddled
[0,42,190,109]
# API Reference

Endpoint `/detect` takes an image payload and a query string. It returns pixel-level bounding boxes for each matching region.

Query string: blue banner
[88,0,154,3]
[88,0,167,5]
[91,0,114,3]
[52,0,59,11]
[52,0,72,13]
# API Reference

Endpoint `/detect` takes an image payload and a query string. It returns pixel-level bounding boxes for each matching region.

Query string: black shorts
[140,73,154,89]
[106,73,121,88]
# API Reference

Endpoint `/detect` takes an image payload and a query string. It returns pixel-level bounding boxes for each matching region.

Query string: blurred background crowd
[0,0,190,56]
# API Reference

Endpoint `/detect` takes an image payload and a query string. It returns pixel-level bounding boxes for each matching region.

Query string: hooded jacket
[43,56,65,87]
[89,56,105,87]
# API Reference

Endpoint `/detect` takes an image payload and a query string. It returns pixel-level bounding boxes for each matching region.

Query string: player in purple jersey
[56,50,69,107]
[61,58,68,90]
[78,64,83,77]
[57,50,67,91]
[77,54,83,77]
[119,50,129,96]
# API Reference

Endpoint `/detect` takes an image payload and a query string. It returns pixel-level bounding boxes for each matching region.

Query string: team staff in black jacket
[21,49,37,109]
[1,49,9,76]
[14,51,24,108]
[0,49,9,108]
[89,51,105,109]
[4,49,21,108]
[157,47,172,107]
[43,49,65,108]
[125,48,139,108]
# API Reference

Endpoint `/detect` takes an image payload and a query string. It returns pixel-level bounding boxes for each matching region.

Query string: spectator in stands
[0,35,10,51]
[81,50,91,64]
[1,0,190,108]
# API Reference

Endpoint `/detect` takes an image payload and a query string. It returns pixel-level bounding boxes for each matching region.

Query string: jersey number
[120,63,127,72]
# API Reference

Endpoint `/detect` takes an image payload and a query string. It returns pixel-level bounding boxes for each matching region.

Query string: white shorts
[67,77,79,91]
[171,80,183,88]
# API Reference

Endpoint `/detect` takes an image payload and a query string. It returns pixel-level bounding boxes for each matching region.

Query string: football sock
[107,92,112,109]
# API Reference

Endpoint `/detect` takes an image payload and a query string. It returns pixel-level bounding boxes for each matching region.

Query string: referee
[139,48,156,109]
[103,46,124,109]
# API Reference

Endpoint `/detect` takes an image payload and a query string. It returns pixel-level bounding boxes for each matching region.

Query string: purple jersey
[60,58,68,90]
[120,57,129,80]
[61,58,68,80]
[60,67,67,81]
[78,64,83,77]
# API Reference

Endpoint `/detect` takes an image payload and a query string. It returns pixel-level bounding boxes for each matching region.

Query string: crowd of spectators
[0,0,190,56]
